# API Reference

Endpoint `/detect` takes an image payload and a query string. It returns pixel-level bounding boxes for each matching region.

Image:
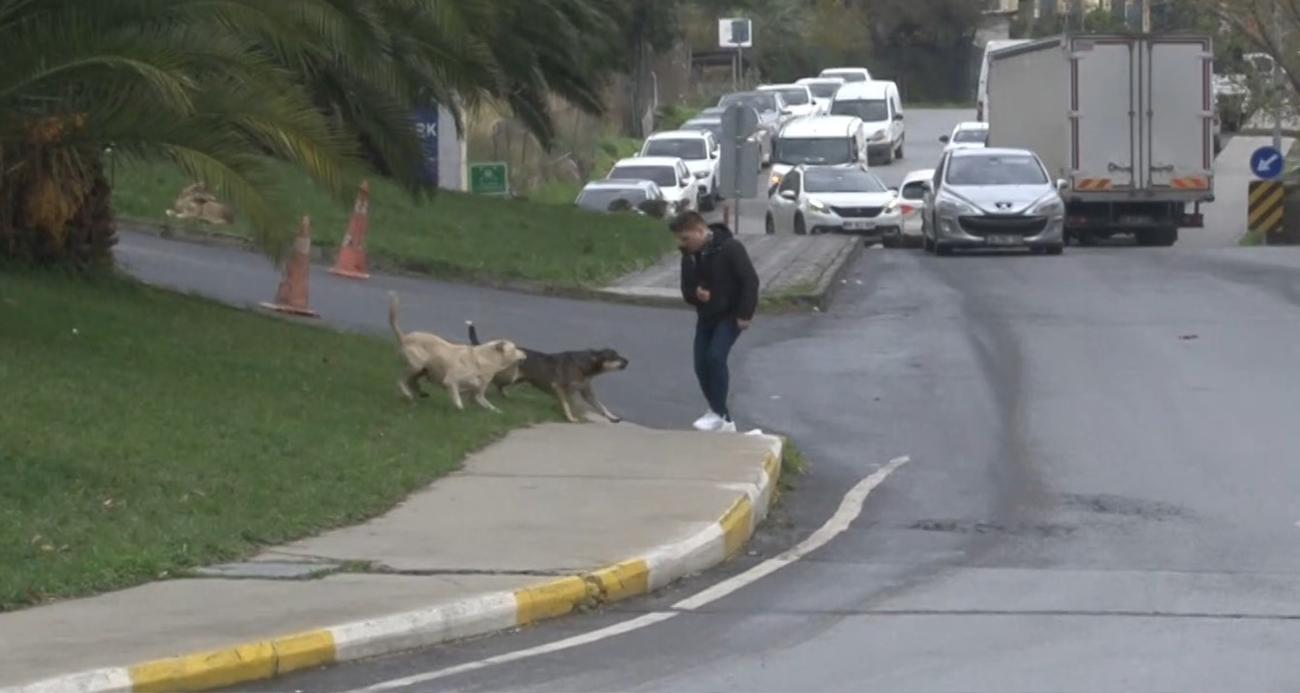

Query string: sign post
[469,162,509,196]
[1251,144,1285,245]
[718,104,762,234]
[719,18,753,90]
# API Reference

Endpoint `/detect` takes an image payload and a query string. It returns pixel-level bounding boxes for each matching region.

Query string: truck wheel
[1155,227,1178,247]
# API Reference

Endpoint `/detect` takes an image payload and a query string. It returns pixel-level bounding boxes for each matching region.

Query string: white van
[828,80,904,164]
[976,39,1031,122]
[765,115,868,194]
[818,67,872,83]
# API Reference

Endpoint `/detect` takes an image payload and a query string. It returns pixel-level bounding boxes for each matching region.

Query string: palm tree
[0,0,624,270]
[1,0,369,267]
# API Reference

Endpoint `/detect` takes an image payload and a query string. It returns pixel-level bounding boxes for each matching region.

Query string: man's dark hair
[669,210,707,233]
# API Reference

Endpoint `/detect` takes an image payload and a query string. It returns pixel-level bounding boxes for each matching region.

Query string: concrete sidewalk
[603,235,862,309]
[0,422,783,693]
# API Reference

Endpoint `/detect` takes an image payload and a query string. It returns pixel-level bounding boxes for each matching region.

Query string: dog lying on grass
[387,292,526,412]
[466,321,628,423]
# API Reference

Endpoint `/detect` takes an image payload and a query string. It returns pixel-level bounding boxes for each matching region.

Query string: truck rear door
[1069,36,1137,192]
[1144,36,1214,194]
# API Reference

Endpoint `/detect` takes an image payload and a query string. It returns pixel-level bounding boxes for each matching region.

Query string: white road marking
[346,455,910,693]
[672,454,909,611]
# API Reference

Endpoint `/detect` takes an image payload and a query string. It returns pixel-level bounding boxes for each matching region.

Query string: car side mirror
[893,113,904,121]
[938,135,950,143]
[1056,178,1068,192]
[889,187,899,195]
[780,189,797,200]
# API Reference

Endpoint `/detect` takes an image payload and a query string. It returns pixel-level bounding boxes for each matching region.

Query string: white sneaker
[693,411,723,430]
[716,418,737,433]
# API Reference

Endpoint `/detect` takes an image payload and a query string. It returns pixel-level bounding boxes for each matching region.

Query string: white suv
[639,130,720,211]
[757,84,819,120]
[607,156,697,214]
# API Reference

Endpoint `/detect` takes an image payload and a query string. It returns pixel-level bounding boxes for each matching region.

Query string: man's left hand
[737,318,752,330]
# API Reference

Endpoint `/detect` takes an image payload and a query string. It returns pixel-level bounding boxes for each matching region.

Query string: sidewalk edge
[2,436,783,693]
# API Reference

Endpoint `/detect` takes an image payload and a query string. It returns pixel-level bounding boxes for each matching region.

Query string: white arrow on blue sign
[1250,145,1285,180]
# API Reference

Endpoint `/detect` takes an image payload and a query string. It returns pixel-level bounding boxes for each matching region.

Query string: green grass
[0,269,562,611]
[594,135,644,176]
[110,158,674,289]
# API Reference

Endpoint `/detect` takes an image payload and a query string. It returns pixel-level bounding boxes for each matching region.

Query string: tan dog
[164,183,235,225]
[387,292,526,412]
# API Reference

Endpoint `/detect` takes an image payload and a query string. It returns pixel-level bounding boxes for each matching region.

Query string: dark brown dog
[466,321,628,423]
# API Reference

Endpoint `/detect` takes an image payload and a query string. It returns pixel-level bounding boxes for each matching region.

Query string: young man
[670,210,760,433]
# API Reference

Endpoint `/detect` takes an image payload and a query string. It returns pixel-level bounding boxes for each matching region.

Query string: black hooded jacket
[679,222,760,324]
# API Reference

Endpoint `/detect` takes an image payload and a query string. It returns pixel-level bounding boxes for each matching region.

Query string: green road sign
[470,162,509,195]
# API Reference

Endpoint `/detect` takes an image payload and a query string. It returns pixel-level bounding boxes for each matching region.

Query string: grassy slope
[0,269,560,611]
[110,158,673,288]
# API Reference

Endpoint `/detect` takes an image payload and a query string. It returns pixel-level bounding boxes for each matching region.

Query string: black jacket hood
[707,222,735,243]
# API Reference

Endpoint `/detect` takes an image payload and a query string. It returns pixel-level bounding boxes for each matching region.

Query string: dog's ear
[494,341,507,352]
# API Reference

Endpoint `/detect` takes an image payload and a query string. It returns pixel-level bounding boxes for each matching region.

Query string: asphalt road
[168,108,1300,691]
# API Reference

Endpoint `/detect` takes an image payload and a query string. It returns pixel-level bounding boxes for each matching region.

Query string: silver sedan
[920,147,1066,256]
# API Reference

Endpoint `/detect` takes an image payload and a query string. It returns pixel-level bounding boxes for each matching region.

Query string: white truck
[986,34,1215,247]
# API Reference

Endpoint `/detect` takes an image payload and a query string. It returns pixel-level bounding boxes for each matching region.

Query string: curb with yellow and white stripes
[6,435,784,693]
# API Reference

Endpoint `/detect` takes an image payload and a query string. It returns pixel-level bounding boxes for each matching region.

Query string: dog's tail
[387,291,404,342]
[466,320,481,346]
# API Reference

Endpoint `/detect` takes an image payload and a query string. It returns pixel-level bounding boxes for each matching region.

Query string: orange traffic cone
[329,180,371,280]
[259,216,320,318]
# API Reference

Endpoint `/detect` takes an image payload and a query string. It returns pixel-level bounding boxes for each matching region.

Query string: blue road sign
[1250,145,1285,180]
[414,103,440,186]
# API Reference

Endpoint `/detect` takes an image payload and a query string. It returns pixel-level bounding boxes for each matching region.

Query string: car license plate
[986,234,1023,246]
[843,219,875,231]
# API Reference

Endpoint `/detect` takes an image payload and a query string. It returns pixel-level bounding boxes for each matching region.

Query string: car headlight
[871,130,886,141]
[770,171,783,187]
[694,171,709,179]
[1032,197,1065,216]
[884,198,901,213]
[935,195,976,217]
[808,198,829,213]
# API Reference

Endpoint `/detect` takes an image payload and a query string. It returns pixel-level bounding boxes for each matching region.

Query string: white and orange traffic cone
[329,180,371,280]
[259,216,320,318]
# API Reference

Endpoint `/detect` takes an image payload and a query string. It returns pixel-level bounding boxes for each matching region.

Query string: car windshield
[901,181,928,200]
[952,129,988,144]
[824,71,867,82]
[682,119,723,138]
[718,92,778,113]
[772,88,809,105]
[576,187,649,211]
[946,153,1048,186]
[774,137,853,165]
[644,138,708,159]
[805,82,841,98]
[609,165,677,188]
[830,98,889,122]
[803,168,886,193]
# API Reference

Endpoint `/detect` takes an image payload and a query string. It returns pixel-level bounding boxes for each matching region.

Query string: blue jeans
[693,318,741,419]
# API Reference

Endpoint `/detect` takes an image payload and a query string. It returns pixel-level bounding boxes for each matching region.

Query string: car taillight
[901,204,914,214]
